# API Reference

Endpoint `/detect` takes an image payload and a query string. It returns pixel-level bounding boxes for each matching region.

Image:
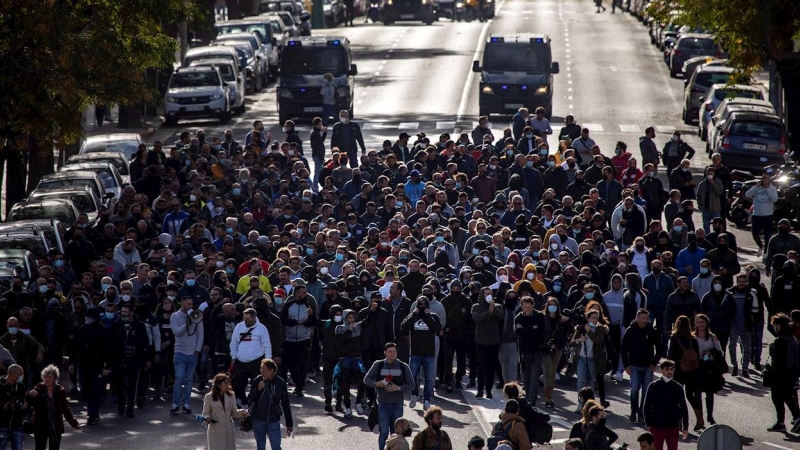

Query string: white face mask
[320,267,329,276]
[498,275,508,282]
[485,294,493,303]
[550,243,559,250]
[526,273,535,281]
[340,117,349,124]
[482,256,489,263]
[509,262,515,269]
[334,315,343,323]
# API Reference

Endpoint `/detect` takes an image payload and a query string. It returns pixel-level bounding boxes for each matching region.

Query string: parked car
[212,40,263,93]
[0,219,67,254]
[266,11,300,36]
[28,187,102,225]
[60,161,125,202]
[8,199,80,225]
[189,59,246,115]
[706,97,776,154]
[184,45,245,79]
[36,170,114,207]
[260,0,303,23]
[79,133,144,161]
[0,249,38,289]
[163,66,232,126]
[323,0,347,26]
[714,111,789,172]
[67,152,132,184]
[697,83,766,141]
[215,18,282,80]
[669,33,724,77]
[214,32,271,85]
[681,56,726,80]
[0,231,54,260]
[682,64,734,125]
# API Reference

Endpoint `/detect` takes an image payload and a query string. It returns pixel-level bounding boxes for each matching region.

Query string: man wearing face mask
[386,418,412,450]
[230,308,271,407]
[699,275,733,352]
[707,234,740,288]
[765,219,800,277]
[0,364,27,448]
[675,233,707,282]
[107,303,150,418]
[0,317,43,384]
[319,304,342,411]
[660,131,695,178]
[471,288,503,398]
[330,110,366,168]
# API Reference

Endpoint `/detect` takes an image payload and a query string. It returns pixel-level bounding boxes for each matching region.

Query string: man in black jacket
[357,293,389,408]
[381,282,413,362]
[330,110,366,168]
[642,360,689,449]
[400,296,441,410]
[107,303,150,418]
[310,118,327,189]
[0,365,27,447]
[69,308,108,425]
[621,310,662,424]
[514,297,545,407]
[441,281,472,392]
[248,358,293,450]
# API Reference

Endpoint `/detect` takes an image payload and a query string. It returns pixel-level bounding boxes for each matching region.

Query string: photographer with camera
[514,297,545,407]
[0,365,27,449]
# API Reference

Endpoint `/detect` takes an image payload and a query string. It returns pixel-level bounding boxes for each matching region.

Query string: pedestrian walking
[202,373,249,450]
[94,104,106,126]
[766,313,800,433]
[247,358,293,450]
[661,131,695,178]
[515,296,545,406]
[401,296,441,411]
[696,167,725,232]
[745,173,779,257]
[666,316,704,431]
[27,365,81,450]
[570,309,608,413]
[411,406,452,450]
[693,314,723,426]
[0,365,28,450]
[330,110,366,169]
[320,73,336,126]
[386,418,412,450]
[108,303,150,418]
[642,360,689,450]
[471,287,503,399]
[230,308,272,406]
[310,117,327,189]
[170,296,204,415]
[621,309,662,423]
[363,342,415,450]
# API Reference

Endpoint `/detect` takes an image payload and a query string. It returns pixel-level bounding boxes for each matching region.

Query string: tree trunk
[194,0,218,45]
[777,61,800,160]
[5,143,27,216]
[27,137,55,191]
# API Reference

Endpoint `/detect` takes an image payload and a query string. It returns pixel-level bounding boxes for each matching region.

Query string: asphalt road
[64,0,798,449]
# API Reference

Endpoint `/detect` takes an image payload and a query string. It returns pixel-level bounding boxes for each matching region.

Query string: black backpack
[517,400,553,445]
[487,420,518,450]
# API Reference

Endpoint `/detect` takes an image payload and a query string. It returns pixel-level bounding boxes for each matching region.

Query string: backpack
[678,337,699,372]
[487,421,518,450]
[518,401,553,445]
[780,335,800,375]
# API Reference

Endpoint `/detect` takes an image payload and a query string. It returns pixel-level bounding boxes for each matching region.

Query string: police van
[472,33,559,118]
[276,36,357,123]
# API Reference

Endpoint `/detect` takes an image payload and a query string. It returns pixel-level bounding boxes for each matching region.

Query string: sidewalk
[82,104,163,141]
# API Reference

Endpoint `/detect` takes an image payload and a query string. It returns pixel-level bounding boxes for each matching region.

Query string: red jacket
[620,168,644,188]
[612,153,632,180]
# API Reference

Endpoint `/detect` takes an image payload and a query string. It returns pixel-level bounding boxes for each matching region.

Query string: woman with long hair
[767,313,800,433]
[667,315,703,431]
[570,309,608,413]
[203,373,249,450]
[694,314,723,426]
[584,301,611,408]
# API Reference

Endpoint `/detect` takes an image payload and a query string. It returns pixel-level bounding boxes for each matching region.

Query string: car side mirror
[472,60,481,73]
[551,62,560,74]
[699,96,705,102]
[684,79,689,87]
[223,82,228,87]
[348,64,358,75]
[105,192,115,199]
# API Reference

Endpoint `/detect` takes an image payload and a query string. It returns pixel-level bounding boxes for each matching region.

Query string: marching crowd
[1,107,800,450]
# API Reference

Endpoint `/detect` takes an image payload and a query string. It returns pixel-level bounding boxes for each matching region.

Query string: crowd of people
[1,107,800,450]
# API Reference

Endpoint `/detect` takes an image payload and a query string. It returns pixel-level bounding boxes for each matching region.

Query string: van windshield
[483,43,550,73]
[281,46,346,76]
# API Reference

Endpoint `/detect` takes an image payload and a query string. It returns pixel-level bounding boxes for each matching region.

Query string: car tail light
[705,103,715,112]
[780,133,787,154]
[673,49,682,57]
[721,130,731,149]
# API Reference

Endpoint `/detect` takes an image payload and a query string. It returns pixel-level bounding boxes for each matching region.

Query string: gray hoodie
[603,273,625,326]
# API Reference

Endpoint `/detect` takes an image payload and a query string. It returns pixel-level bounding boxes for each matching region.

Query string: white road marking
[656,125,676,133]
[619,124,642,133]
[437,121,456,130]
[456,0,506,122]
[398,122,419,130]
[762,443,795,450]
[374,72,380,76]
[583,123,604,132]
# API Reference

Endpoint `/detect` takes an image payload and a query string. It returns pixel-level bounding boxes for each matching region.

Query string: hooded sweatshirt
[602,273,625,326]
[400,303,441,357]
[385,433,410,450]
[515,263,547,294]
[335,309,366,358]
[622,273,648,326]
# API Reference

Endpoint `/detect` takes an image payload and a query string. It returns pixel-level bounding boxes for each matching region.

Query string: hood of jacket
[610,273,624,292]
[385,434,408,450]
[521,263,537,281]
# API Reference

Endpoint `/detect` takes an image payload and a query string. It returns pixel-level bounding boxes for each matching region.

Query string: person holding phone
[203,373,248,450]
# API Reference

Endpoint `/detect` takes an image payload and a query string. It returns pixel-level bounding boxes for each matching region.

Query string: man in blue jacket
[675,233,707,282]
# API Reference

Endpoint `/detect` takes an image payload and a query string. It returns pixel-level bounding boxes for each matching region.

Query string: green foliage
[0,0,197,148]
[648,0,800,70]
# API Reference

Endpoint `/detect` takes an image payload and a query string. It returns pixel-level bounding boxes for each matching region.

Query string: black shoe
[742,369,750,378]
[476,390,484,398]
[767,422,786,432]
[455,382,463,390]
[486,391,493,399]
[755,363,763,371]
[466,380,476,389]
[324,403,333,413]
[731,368,738,377]
[126,410,135,418]
[183,406,192,415]
[707,415,716,425]
[294,388,304,398]
[544,400,554,408]
[601,400,610,408]
[87,417,100,425]
[791,419,800,433]
[629,413,637,423]
[136,396,145,408]
[169,405,180,415]
[434,380,440,389]
[118,409,125,417]
[335,403,344,413]
[152,392,162,402]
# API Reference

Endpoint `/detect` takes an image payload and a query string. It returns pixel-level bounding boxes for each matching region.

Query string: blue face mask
[104,312,115,320]
[472,248,480,255]
[226,227,234,234]
[526,161,534,168]
[225,267,235,275]
[547,305,558,314]
[585,292,595,300]
[456,182,463,189]
[186,279,195,287]
[547,161,555,167]
[396,200,404,207]
[275,297,284,305]
[673,225,683,232]
[553,284,562,292]
[7,327,18,335]
[436,236,444,243]
[336,253,344,262]
[588,322,597,328]
[101,283,110,292]
[700,267,709,274]
[306,248,314,256]
[525,134,533,139]
[232,188,242,196]
[38,285,48,294]
[540,149,548,156]
[54,259,64,268]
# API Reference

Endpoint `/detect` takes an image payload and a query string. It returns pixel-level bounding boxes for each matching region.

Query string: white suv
[164,67,231,126]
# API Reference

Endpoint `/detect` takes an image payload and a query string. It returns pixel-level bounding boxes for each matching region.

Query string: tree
[650,0,800,152]
[0,0,196,214]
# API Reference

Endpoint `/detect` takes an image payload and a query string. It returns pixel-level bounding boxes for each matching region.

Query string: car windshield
[38,178,97,196]
[281,46,346,76]
[218,35,259,50]
[731,121,781,139]
[679,38,718,51]
[93,157,128,175]
[171,72,220,88]
[83,141,139,156]
[260,2,295,14]
[696,72,731,88]
[33,192,95,212]
[483,43,550,73]
[0,237,45,257]
[714,88,762,102]
[222,42,254,59]
[9,205,74,223]
[217,24,271,43]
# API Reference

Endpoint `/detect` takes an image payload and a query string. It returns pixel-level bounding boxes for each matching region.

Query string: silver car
[163,66,231,126]
[669,33,723,78]
[79,133,144,161]
[682,65,734,125]
[189,59,246,115]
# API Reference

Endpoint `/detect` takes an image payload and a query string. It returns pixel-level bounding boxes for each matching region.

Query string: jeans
[322,104,335,125]
[729,328,752,371]
[751,215,773,249]
[498,342,519,386]
[629,366,653,417]
[701,209,721,233]
[520,351,543,405]
[575,356,596,395]
[253,419,282,450]
[173,352,198,407]
[0,428,24,450]
[752,319,765,365]
[377,402,404,450]
[409,355,435,401]
[312,156,324,190]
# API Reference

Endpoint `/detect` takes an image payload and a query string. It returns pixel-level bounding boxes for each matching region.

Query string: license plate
[505,103,523,109]
[743,143,767,151]
[401,14,415,18]
[303,106,323,113]
[186,105,204,111]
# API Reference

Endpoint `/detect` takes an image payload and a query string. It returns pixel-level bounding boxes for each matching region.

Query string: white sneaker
[344,407,353,418]
[356,404,364,415]
[409,398,417,409]
[423,400,431,410]
[613,371,624,382]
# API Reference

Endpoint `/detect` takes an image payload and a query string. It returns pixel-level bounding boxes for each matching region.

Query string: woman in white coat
[203,373,249,450]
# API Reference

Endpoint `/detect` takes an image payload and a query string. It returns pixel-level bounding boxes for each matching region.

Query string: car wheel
[699,126,706,141]
[683,112,692,125]
[235,98,246,115]
[255,75,263,92]
[220,110,232,124]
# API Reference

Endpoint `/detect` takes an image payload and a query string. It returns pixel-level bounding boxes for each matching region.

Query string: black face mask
[598,418,607,427]
[403,428,412,437]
